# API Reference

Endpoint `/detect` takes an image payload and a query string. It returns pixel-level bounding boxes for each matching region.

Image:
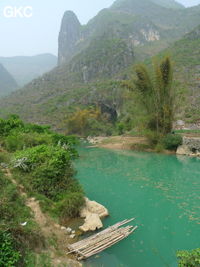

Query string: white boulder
[79,213,103,232]
[176,145,191,155]
[79,197,109,232]
[80,197,109,219]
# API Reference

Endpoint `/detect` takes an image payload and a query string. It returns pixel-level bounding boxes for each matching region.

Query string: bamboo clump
[67,218,138,260]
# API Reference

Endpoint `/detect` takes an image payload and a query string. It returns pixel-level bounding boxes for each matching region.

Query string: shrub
[162,134,182,151]
[145,130,162,147]
[116,122,125,135]
[0,231,21,267]
[0,115,24,137]
[177,248,200,267]
[0,171,44,266]
[3,134,24,152]
[13,145,74,199]
[13,145,84,218]
[155,143,165,153]
[57,192,85,219]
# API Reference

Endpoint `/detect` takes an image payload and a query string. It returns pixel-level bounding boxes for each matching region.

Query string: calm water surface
[75,147,200,267]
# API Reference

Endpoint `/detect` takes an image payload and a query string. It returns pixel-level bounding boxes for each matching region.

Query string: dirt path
[4,169,81,267]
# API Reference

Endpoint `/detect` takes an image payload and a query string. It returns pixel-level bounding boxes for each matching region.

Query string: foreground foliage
[0,231,21,266]
[162,133,182,151]
[134,57,174,136]
[0,170,44,266]
[0,115,85,265]
[177,248,200,267]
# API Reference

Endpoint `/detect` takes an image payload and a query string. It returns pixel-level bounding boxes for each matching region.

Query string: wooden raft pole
[67,218,138,260]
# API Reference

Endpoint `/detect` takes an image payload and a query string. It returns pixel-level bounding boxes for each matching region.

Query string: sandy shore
[88,136,148,150]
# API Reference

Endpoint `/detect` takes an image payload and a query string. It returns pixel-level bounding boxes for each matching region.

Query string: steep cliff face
[57,0,200,66]
[58,11,81,65]
[68,38,134,82]
[0,64,18,97]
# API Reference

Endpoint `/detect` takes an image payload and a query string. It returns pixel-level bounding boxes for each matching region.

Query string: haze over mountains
[0,0,199,129]
[0,54,57,87]
[0,64,18,97]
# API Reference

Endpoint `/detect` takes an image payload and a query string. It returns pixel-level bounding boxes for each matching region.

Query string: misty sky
[0,0,200,57]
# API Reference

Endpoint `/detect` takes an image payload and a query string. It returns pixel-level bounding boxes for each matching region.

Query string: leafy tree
[66,108,101,136]
[124,57,175,140]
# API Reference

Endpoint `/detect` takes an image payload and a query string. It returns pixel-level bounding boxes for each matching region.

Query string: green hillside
[0,25,199,131]
[161,25,200,121]
[58,0,200,65]
[0,64,18,97]
[0,0,199,133]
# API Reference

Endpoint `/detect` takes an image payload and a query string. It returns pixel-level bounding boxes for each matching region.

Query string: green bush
[155,143,165,153]
[0,171,30,225]
[57,192,85,219]
[0,115,24,137]
[177,248,200,267]
[0,171,44,266]
[3,134,24,152]
[0,152,11,164]
[13,145,84,218]
[145,130,162,147]
[14,145,74,198]
[116,122,125,135]
[162,134,182,151]
[0,231,21,267]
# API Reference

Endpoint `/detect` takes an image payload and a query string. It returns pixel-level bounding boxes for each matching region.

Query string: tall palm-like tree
[133,57,174,135]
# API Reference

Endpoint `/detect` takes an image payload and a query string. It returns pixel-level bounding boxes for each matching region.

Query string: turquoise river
[75,146,200,267]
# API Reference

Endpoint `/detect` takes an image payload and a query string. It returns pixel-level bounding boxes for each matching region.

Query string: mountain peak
[58,11,81,65]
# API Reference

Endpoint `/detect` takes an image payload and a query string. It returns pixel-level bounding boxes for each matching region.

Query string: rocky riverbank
[177,137,200,157]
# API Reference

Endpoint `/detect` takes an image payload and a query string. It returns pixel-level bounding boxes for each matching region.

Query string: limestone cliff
[58,11,81,65]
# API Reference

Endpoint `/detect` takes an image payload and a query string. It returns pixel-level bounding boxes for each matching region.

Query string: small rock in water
[61,226,67,231]
[71,230,75,234]
[70,234,76,239]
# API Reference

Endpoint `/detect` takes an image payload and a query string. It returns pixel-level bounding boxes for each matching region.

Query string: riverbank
[87,134,200,157]
[87,136,175,154]
[87,136,148,150]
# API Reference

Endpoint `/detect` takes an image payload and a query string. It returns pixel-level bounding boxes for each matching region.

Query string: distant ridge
[0,53,57,87]
[0,64,18,97]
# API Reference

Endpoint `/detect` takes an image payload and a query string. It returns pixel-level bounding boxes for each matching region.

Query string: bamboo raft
[67,218,137,260]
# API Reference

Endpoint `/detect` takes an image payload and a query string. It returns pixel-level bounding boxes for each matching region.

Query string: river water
[75,147,200,267]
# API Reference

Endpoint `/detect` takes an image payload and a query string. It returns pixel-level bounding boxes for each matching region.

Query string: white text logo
[3,6,33,18]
